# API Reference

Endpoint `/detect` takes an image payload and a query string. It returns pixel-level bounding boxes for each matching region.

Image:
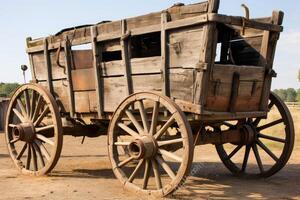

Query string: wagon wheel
[108,92,193,196]
[215,92,294,177]
[5,84,63,175]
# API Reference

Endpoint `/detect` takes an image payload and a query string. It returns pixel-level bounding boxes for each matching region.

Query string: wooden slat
[121,20,133,96]
[161,12,169,96]
[91,26,104,118]
[43,38,53,94]
[63,36,75,117]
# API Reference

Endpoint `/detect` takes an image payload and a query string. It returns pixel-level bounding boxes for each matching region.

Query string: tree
[273,89,287,101]
[0,82,20,97]
[298,69,300,81]
[297,89,300,102]
[286,88,297,102]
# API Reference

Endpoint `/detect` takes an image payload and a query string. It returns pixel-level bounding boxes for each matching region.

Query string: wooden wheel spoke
[128,159,144,183]
[125,110,144,134]
[226,145,243,160]
[152,159,162,189]
[150,101,160,135]
[118,156,134,168]
[157,138,183,147]
[118,123,140,139]
[35,140,51,161]
[17,99,28,119]
[36,125,55,133]
[154,114,176,139]
[138,100,150,133]
[9,124,17,128]
[257,119,284,131]
[30,91,37,119]
[252,144,264,173]
[241,145,251,172]
[257,140,279,162]
[156,156,176,180]
[268,101,275,110]
[32,95,43,122]
[13,108,26,123]
[24,90,31,117]
[36,134,55,146]
[143,159,151,189]
[17,143,27,160]
[258,133,286,143]
[31,144,38,171]
[253,118,262,126]
[114,141,130,146]
[32,142,45,167]
[9,138,20,144]
[34,106,50,127]
[158,149,183,162]
[26,143,32,170]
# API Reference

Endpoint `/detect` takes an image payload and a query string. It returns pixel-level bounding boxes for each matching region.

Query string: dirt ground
[0,108,299,200]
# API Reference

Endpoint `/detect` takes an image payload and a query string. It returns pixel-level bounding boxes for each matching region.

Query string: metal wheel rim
[5,84,63,176]
[108,92,193,196]
[216,92,294,177]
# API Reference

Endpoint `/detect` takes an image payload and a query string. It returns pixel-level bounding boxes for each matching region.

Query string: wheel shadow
[170,162,300,200]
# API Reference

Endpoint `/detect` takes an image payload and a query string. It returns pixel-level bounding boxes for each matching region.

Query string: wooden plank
[63,36,75,117]
[208,14,283,32]
[71,68,96,91]
[91,26,104,118]
[43,39,53,94]
[161,12,169,96]
[121,20,133,96]
[72,50,93,69]
[169,26,204,68]
[101,56,161,77]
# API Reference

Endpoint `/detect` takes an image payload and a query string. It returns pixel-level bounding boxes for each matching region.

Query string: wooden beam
[91,26,104,118]
[161,12,169,97]
[121,20,133,96]
[63,36,75,118]
[43,38,53,94]
[26,37,37,83]
[259,11,284,110]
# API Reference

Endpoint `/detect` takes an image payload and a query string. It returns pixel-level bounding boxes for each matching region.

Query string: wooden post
[161,11,170,97]
[91,26,104,118]
[259,11,284,110]
[63,36,75,118]
[197,0,219,111]
[43,38,53,94]
[121,20,133,96]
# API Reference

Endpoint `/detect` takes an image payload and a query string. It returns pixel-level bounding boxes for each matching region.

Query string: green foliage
[0,82,20,97]
[298,69,300,81]
[273,88,300,102]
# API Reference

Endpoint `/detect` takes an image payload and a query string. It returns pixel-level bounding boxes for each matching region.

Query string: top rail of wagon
[26,12,283,53]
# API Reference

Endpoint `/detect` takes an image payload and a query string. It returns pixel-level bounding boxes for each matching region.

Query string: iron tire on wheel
[216,92,294,177]
[5,84,63,176]
[108,92,193,197]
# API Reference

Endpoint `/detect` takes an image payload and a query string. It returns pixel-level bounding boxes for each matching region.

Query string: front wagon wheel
[5,84,63,176]
[108,92,193,197]
[216,92,294,177]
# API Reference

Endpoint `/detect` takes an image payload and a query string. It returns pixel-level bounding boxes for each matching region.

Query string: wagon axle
[128,135,158,159]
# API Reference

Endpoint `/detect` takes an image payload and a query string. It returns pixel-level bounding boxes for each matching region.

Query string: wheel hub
[12,122,36,142]
[241,124,256,145]
[128,135,158,159]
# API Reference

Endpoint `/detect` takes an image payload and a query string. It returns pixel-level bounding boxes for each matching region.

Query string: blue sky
[0,0,299,89]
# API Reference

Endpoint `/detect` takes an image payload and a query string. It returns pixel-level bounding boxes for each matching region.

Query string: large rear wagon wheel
[5,84,63,176]
[216,92,294,177]
[108,92,193,197]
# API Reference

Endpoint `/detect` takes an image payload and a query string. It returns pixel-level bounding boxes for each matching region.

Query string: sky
[0,0,299,89]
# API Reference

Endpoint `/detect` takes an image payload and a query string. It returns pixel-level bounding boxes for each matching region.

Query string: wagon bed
[4,0,295,197]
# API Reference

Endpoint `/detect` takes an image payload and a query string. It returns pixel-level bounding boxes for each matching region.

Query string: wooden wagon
[5,0,294,197]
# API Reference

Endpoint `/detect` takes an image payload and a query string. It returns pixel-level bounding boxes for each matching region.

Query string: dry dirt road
[0,132,300,200]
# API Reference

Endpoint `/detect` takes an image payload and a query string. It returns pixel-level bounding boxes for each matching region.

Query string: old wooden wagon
[5,0,294,197]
